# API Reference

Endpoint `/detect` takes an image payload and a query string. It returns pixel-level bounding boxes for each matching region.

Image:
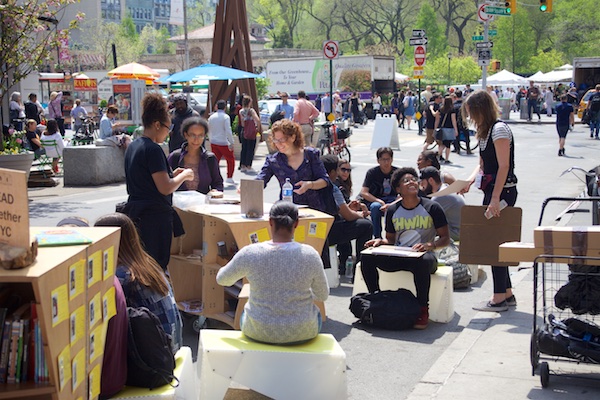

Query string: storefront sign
[74,79,98,91]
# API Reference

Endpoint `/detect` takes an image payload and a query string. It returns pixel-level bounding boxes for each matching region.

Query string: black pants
[56,117,66,136]
[240,137,256,167]
[361,252,438,307]
[483,186,518,294]
[136,212,173,272]
[328,218,373,273]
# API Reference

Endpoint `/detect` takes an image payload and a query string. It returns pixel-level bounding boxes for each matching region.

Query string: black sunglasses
[339,167,351,173]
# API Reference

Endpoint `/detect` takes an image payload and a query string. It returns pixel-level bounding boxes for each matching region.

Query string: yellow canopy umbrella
[107,62,160,85]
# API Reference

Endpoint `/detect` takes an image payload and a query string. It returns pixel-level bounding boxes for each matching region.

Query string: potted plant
[0,127,35,180]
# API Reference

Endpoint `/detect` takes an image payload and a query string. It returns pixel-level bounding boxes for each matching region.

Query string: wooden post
[211,0,258,114]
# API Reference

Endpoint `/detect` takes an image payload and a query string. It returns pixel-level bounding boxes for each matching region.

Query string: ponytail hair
[269,201,298,232]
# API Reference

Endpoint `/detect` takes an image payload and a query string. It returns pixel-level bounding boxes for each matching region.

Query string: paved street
[28,116,600,399]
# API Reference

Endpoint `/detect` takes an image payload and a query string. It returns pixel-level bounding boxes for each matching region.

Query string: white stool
[112,346,196,400]
[353,264,454,323]
[324,245,340,288]
[198,330,347,400]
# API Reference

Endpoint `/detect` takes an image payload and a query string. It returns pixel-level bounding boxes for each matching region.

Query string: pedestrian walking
[555,94,574,156]
[208,100,236,184]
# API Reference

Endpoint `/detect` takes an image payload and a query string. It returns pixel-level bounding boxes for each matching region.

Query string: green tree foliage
[186,0,214,31]
[423,55,480,85]
[0,0,82,105]
[414,3,447,60]
[552,0,600,60]
[528,49,565,73]
[491,11,535,75]
[255,77,270,99]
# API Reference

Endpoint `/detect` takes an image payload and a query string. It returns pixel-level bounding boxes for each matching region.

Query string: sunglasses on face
[339,167,351,173]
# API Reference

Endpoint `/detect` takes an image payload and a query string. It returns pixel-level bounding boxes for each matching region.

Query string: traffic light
[539,0,552,12]
[504,0,517,14]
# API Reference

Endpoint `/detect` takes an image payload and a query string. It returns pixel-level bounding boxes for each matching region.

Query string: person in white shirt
[208,100,236,185]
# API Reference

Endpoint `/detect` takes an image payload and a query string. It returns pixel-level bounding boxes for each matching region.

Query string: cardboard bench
[352,263,454,323]
[112,346,196,400]
[198,330,347,400]
[63,144,125,186]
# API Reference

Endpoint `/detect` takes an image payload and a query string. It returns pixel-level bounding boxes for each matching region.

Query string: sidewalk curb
[406,268,530,399]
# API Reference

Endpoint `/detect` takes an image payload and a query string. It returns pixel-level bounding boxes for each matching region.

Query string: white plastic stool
[112,346,196,400]
[353,263,454,323]
[324,245,340,288]
[198,330,347,400]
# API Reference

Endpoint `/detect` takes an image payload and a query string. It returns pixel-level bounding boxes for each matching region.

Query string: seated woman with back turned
[216,201,329,345]
[95,213,182,352]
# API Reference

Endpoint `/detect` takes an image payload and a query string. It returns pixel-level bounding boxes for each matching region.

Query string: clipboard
[459,205,522,266]
[361,245,425,258]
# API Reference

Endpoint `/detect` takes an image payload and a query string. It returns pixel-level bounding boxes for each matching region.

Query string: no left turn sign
[323,40,339,60]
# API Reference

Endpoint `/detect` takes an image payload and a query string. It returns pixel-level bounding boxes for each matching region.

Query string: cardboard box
[533,226,600,260]
[459,205,522,266]
[499,242,540,263]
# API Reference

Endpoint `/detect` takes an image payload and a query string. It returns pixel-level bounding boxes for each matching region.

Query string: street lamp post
[447,53,452,85]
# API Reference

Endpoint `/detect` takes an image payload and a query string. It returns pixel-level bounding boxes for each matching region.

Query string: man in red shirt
[293,90,320,146]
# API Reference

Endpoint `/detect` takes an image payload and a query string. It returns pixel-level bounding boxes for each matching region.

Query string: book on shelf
[6,319,21,383]
[0,320,10,383]
[35,229,93,247]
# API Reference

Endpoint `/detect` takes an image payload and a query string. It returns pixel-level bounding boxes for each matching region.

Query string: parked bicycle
[72,116,97,145]
[555,166,600,225]
[318,122,351,162]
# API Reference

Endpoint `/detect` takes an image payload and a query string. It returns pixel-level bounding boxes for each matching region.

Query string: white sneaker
[225,178,237,185]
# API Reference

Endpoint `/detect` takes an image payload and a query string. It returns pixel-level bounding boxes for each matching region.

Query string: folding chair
[39,139,62,177]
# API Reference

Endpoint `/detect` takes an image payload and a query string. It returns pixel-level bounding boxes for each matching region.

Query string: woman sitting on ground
[95,212,182,352]
[416,150,456,185]
[216,201,329,345]
[167,116,224,194]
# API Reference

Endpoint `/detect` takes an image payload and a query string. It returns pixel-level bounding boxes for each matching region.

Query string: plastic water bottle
[345,256,354,279]
[282,178,294,203]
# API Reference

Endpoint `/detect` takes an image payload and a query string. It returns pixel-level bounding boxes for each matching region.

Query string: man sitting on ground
[321,154,374,275]
[361,167,449,330]
[419,166,465,242]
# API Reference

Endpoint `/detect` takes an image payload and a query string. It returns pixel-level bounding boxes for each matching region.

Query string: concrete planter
[0,152,34,180]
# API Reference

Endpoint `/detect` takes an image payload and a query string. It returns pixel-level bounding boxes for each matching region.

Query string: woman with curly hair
[122,92,194,271]
[256,119,329,211]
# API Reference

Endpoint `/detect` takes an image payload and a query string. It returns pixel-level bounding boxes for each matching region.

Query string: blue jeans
[527,99,540,120]
[590,111,600,137]
[369,196,397,238]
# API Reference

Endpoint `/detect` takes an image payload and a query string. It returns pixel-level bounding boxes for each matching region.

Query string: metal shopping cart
[530,197,600,388]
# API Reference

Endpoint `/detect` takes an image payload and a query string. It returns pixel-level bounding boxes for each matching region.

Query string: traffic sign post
[322,40,339,60]
[412,29,426,38]
[323,40,339,121]
[472,35,484,41]
[409,37,428,46]
[414,45,426,67]
[477,3,494,22]
[484,5,510,15]
[413,67,424,79]
[476,41,493,49]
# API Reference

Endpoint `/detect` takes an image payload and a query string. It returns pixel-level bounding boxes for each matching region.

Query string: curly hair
[391,167,419,192]
[141,92,170,128]
[270,119,305,149]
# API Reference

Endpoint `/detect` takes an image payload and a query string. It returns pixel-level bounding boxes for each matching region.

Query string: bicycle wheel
[336,145,351,162]
[459,130,479,152]
[319,142,331,156]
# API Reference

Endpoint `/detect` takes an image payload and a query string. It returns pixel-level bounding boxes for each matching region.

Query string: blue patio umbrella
[166,63,261,83]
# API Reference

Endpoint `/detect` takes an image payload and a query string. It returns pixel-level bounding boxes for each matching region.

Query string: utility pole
[183,0,189,70]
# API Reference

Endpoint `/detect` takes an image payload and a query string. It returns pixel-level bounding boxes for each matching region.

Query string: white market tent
[529,71,546,81]
[534,68,573,83]
[395,72,410,82]
[479,69,529,85]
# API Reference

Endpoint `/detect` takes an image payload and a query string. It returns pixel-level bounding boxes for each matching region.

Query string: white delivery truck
[573,57,600,93]
[265,55,396,100]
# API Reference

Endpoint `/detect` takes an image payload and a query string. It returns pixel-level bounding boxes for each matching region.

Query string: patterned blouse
[256,147,329,211]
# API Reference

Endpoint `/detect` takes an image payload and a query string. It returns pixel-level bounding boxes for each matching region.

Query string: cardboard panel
[167,255,203,303]
[240,179,264,218]
[459,205,522,266]
[202,264,225,314]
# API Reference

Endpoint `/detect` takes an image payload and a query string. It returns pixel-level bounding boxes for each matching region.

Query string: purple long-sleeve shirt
[48,91,63,119]
[167,144,224,194]
[256,147,329,211]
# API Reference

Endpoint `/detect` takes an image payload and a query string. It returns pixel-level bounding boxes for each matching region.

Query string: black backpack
[589,93,600,112]
[126,307,178,389]
[349,289,421,330]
